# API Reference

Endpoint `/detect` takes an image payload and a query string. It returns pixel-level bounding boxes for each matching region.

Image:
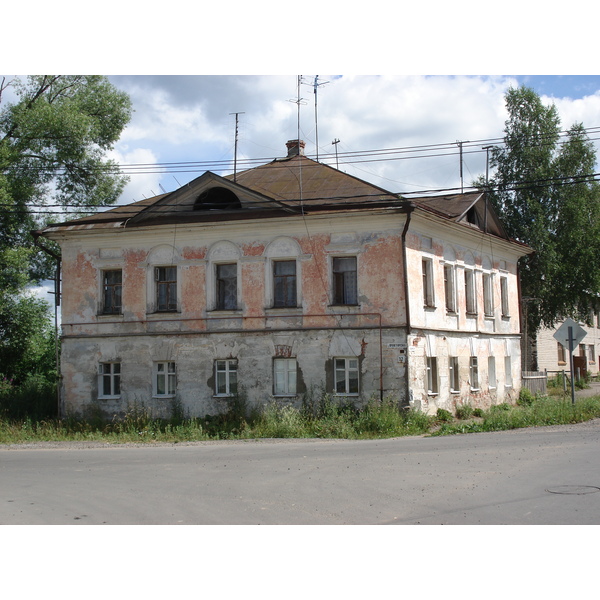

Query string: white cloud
[107,75,600,198]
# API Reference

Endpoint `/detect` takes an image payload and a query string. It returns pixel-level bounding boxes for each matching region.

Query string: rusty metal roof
[38,148,516,245]
[227,154,400,206]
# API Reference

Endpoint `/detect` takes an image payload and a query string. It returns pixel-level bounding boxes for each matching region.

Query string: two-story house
[38,140,531,418]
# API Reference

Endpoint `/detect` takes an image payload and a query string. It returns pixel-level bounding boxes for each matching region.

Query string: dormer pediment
[128,171,294,227]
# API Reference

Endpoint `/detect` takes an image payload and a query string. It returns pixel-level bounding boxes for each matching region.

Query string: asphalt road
[1,419,600,525]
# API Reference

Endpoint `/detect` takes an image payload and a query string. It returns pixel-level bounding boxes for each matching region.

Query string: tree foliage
[0,75,131,262]
[0,75,131,382]
[484,86,600,333]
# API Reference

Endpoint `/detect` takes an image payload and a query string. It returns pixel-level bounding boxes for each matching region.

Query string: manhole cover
[546,485,600,495]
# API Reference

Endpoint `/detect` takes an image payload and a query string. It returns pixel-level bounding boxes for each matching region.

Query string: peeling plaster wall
[54,208,526,418]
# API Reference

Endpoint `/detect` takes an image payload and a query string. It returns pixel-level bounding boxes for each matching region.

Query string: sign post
[553,318,587,405]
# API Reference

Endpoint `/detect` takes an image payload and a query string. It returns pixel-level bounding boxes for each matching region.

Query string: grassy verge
[1,393,600,445]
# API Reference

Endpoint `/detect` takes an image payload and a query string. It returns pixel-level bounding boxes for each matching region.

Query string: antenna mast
[230,111,245,182]
[312,75,329,161]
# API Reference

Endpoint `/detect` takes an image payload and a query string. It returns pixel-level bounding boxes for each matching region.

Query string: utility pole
[230,112,244,182]
[332,138,340,169]
[482,145,494,186]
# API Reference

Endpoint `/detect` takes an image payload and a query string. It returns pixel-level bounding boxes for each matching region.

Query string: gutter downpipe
[400,203,415,408]
[32,231,62,418]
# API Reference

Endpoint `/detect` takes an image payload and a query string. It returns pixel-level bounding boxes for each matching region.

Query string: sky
[104,74,600,207]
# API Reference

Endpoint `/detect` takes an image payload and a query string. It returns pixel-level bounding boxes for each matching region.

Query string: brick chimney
[286,139,305,157]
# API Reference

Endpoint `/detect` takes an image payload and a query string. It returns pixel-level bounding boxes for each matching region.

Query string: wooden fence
[521,370,547,395]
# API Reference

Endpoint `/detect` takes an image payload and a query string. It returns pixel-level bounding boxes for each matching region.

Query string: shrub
[436,408,453,422]
[517,387,535,406]
[455,402,474,420]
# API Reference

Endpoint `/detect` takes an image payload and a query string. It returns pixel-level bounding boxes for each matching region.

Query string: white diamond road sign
[553,317,587,351]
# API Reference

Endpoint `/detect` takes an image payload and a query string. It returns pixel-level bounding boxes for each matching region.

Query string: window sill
[265,307,302,314]
[450,390,460,394]
[207,309,242,315]
[427,392,439,397]
[153,395,176,399]
[98,396,121,400]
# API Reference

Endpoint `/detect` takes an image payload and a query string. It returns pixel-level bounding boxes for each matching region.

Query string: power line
[8,170,600,219]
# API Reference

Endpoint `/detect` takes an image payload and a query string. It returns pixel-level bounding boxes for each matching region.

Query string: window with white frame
[215,359,238,396]
[273,358,297,396]
[465,269,476,315]
[102,270,122,314]
[483,273,494,317]
[273,260,297,308]
[443,264,456,313]
[426,357,438,395]
[154,361,176,397]
[504,356,513,388]
[422,258,435,308]
[334,357,359,395]
[98,362,121,398]
[449,356,460,393]
[488,356,497,389]
[332,257,358,305]
[500,276,510,318]
[469,356,479,391]
[155,266,177,312]
[216,263,238,310]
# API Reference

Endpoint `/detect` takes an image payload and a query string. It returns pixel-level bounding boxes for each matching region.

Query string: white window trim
[500,276,510,318]
[333,357,360,396]
[153,361,177,398]
[422,258,435,308]
[215,359,238,397]
[469,356,479,391]
[483,272,494,318]
[443,263,457,313]
[426,356,439,395]
[449,356,460,394]
[465,269,477,316]
[273,357,298,396]
[98,362,121,399]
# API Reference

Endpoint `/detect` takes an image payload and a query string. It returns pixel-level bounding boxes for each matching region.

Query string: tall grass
[433,396,600,436]
[2,393,600,445]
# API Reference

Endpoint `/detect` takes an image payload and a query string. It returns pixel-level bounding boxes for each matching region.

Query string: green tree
[0,75,131,382]
[0,246,54,383]
[483,86,600,334]
[0,75,131,273]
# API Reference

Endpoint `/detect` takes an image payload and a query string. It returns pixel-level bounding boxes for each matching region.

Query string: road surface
[1,419,600,524]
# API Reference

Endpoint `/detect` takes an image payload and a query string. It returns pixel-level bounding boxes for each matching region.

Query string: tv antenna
[230,111,245,181]
[289,76,307,145]
[311,76,329,161]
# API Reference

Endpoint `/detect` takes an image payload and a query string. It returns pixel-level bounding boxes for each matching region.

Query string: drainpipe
[400,203,415,408]
[32,231,62,418]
